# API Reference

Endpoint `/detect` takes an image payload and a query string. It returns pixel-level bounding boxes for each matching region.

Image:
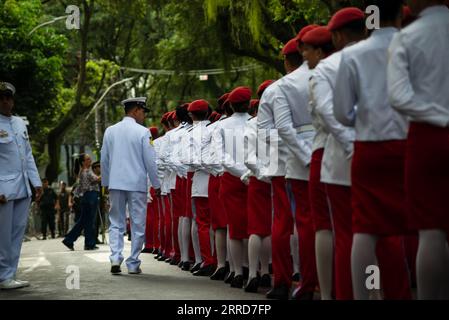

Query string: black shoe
[210,267,227,281]
[193,264,216,277]
[269,263,273,274]
[230,275,244,288]
[84,246,99,250]
[157,255,167,261]
[292,273,301,282]
[170,258,180,266]
[165,257,172,263]
[224,271,235,284]
[181,261,191,271]
[242,266,249,280]
[141,248,153,254]
[51,234,56,239]
[154,253,162,260]
[259,274,272,288]
[152,248,159,255]
[62,239,74,251]
[111,265,122,275]
[244,277,259,293]
[291,287,314,301]
[266,285,290,300]
[190,263,202,273]
[178,261,184,268]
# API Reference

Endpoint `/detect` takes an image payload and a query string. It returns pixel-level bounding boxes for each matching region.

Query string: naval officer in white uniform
[101,97,161,274]
[0,82,42,290]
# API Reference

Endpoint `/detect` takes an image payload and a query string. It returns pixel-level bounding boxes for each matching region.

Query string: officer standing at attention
[101,97,161,275]
[0,82,42,290]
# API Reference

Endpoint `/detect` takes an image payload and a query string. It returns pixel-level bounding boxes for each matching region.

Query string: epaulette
[247,116,256,121]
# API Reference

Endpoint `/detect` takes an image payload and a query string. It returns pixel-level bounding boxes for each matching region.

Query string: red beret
[302,26,332,47]
[228,86,252,104]
[168,111,177,121]
[188,99,209,112]
[295,24,320,43]
[250,99,260,109]
[402,6,416,27]
[257,80,274,98]
[328,7,365,32]
[282,38,299,55]
[149,127,159,139]
[217,93,230,107]
[161,112,170,123]
[208,111,219,122]
[214,113,222,121]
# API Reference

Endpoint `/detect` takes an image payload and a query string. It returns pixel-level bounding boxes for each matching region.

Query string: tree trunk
[45,0,94,183]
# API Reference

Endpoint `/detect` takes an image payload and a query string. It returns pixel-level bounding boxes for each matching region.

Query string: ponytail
[73,153,86,177]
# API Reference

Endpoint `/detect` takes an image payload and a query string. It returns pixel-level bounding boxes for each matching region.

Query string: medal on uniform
[0,130,9,138]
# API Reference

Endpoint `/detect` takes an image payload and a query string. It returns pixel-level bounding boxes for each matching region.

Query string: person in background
[92,161,105,244]
[56,181,70,237]
[62,153,101,251]
[38,178,57,240]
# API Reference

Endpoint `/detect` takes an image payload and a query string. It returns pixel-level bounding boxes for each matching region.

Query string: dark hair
[285,52,303,68]
[74,153,87,177]
[336,19,366,37]
[310,42,335,56]
[124,105,138,114]
[231,101,250,113]
[365,0,404,21]
[92,161,100,169]
[42,178,49,183]
[175,105,192,124]
[190,110,209,121]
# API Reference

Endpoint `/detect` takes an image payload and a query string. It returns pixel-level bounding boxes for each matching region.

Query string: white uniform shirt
[275,63,315,181]
[334,27,408,141]
[388,5,449,128]
[310,51,355,186]
[101,116,160,192]
[0,115,41,200]
[216,112,252,178]
[184,120,210,197]
[257,82,289,178]
[203,116,225,176]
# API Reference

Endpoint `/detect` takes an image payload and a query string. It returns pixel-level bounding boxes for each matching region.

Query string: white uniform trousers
[0,197,31,282]
[108,190,147,270]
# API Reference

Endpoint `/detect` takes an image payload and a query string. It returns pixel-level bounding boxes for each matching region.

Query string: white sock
[260,236,271,275]
[191,219,202,265]
[227,227,234,272]
[181,217,191,262]
[351,233,378,300]
[178,217,183,261]
[417,229,449,300]
[248,234,262,279]
[243,238,249,268]
[215,229,227,269]
[230,239,243,276]
[291,232,300,275]
[316,229,334,300]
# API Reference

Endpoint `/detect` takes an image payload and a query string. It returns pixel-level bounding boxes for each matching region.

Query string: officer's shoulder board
[220,116,231,122]
[247,116,256,121]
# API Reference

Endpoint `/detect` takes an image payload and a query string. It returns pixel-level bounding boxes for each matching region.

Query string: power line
[120,64,262,76]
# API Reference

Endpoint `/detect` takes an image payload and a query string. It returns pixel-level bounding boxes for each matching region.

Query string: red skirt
[352,140,408,235]
[172,177,185,219]
[309,148,332,231]
[209,175,227,230]
[247,177,272,237]
[185,172,194,219]
[405,122,449,233]
[220,172,248,240]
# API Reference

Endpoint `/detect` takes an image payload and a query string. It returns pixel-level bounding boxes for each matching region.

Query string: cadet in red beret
[296,24,320,44]
[248,99,259,117]
[218,86,253,288]
[257,80,275,99]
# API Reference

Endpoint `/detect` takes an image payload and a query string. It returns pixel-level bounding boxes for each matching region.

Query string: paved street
[0,237,265,300]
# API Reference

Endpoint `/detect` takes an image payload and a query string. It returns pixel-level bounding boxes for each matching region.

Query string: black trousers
[41,209,56,238]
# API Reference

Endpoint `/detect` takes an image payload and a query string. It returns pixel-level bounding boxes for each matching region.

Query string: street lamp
[28,15,69,36]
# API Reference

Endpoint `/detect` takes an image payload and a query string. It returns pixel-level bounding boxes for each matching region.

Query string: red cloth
[302,26,332,47]
[228,86,252,104]
[296,24,319,43]
[163,195,173,257]
[377,236,412,300]
[405,122,449,233]
[325,183,353,300]
[257,80,274,98]
[185,172,194,218]
[247,177,272,237]
[282,38,299,55]
[271,177,294,288]
[309,148,332,231]
[188,99,209,112]
[352,141,409,235]
[170,177,185,260]
[328,7,365,31]
[289,179,319,295]
[144,202,154,249]
[220,172,248,240]
[157,194,165,253]
[150,188,160,250]
[209,175,227,230]
[194,197,217,267]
